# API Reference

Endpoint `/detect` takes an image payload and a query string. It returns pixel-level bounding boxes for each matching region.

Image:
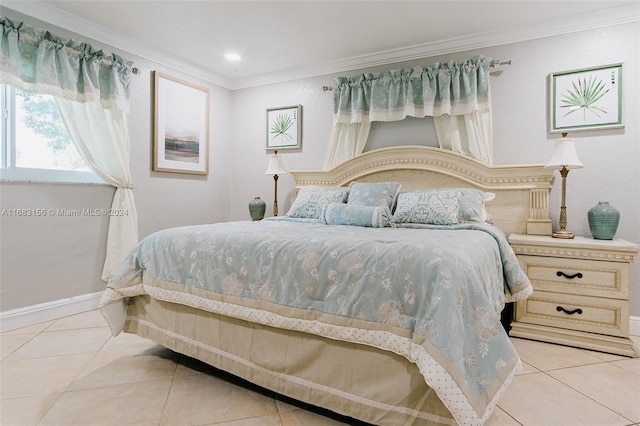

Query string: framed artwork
[266,105,302,150]
[153,71,210,175]
[549,63,623,133]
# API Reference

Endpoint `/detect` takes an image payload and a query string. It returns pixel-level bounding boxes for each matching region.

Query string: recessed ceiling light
[225,53,242,62]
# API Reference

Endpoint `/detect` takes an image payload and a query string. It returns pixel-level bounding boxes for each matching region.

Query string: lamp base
[552,230,575,239]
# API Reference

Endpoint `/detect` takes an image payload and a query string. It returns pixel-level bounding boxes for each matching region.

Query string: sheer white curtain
[1,17,137,281]
[323,122,371,170]
[434,107,493,165]
[324,56,493,168]
[56,100,138,280]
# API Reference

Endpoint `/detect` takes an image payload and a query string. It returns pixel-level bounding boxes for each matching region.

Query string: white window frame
[0,85,104,184]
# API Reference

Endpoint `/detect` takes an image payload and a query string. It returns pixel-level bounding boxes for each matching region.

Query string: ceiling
[3,1,639,89]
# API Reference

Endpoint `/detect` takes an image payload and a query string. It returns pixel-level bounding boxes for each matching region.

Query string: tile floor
[1,309,639,426]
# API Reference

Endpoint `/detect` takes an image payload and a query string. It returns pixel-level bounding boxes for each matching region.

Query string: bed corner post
[526,188,552,236]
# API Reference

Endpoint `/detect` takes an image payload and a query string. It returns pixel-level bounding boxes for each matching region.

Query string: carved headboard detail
[291,146,553,237]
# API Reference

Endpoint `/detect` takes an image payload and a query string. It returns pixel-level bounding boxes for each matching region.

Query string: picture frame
[549,63,623,133]
[153,71,210,175]
[266,105,302,150]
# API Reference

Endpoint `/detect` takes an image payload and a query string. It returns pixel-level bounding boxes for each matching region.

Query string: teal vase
[587,201,620,240]
[248,197,266,221]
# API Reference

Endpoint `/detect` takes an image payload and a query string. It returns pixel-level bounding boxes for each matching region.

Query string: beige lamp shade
[264,151,288,217]
[264,152,289,175]
[545,138,584,170]
[545,134,583,239]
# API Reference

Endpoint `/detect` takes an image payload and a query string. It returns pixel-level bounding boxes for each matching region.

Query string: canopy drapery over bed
[324,56,493,169]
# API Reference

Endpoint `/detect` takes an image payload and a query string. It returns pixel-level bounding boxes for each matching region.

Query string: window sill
[0,168,106,185]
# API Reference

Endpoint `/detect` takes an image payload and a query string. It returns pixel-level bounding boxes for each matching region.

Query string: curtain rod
[321,59,511,91]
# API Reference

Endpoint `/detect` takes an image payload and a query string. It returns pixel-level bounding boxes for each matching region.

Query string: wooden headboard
[291,146,554,237]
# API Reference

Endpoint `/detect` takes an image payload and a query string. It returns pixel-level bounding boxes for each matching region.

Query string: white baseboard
[0,291,103,333]
[630,315,640,337]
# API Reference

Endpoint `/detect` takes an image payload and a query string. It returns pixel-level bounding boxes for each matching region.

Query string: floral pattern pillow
[347,181,401,209]
[286,186,349,219]
[391,189,463,225]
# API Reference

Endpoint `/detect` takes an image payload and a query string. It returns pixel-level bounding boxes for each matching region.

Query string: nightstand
[508,233,639,357]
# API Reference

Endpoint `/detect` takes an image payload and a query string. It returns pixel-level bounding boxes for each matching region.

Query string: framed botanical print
[549,63,623,133]
[266,105,302,150]
[153,71,210,175]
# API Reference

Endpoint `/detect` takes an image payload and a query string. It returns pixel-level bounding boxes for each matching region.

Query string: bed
[99,146,554,426]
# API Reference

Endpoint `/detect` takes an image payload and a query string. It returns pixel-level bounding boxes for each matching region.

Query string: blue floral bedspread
[100,218,531,425]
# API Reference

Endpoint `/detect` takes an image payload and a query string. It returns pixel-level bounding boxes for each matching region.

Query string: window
[0,84,103,183]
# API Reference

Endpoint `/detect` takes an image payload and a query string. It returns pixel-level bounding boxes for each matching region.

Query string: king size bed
[99,146,554,426]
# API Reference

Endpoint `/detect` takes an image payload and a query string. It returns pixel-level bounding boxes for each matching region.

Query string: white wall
[229,23,640,316]
[0,9,235,311]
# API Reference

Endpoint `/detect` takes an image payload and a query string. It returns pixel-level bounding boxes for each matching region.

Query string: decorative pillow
[285,186,349,219]
[391,189,463,225]
[458,188,495,223]
[323,203,391,228]
[347,182,401,210]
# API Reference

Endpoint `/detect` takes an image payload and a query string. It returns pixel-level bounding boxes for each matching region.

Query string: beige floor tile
[101,330,158,352]
[279,408,350,425]
[276,399,301,414]
[612,356,640,376]
[592,352,630,362]
[1,332,38,360]
[548,362,640,422]
[515,360,538,375]
[4,327,111,361]
[68,345,180,391]
[497,372,630,426]
[511,337,606,371]
[1,320,54,335]
[160,373,280,425]
[46,309,108,331]
[0,393,62,426]
[38,379,172,425]
[0,353,95,399]
[484,406,521,426]
[211,415,283,425]
[3,309,636,426]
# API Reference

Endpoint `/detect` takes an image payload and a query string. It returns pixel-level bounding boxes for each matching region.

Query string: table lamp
[264,151,289,216]
[545,133,584,239]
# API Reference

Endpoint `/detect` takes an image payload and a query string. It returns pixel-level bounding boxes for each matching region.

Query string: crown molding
[235,3,640,89]
[3,2,638,90]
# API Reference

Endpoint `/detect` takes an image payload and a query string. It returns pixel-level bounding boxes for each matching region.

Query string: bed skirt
[123,295,457,425]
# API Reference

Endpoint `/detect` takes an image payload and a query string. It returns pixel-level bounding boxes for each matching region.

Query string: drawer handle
[556,306,583,315]
[556,271,583,279]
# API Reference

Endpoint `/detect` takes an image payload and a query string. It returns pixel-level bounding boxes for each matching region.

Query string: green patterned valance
[0,16,132,113]
[333,55,491,124]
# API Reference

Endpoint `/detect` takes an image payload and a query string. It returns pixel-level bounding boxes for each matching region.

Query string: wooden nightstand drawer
[515,290,629,337]
[517,255,629,299]
[508,234,639,357]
